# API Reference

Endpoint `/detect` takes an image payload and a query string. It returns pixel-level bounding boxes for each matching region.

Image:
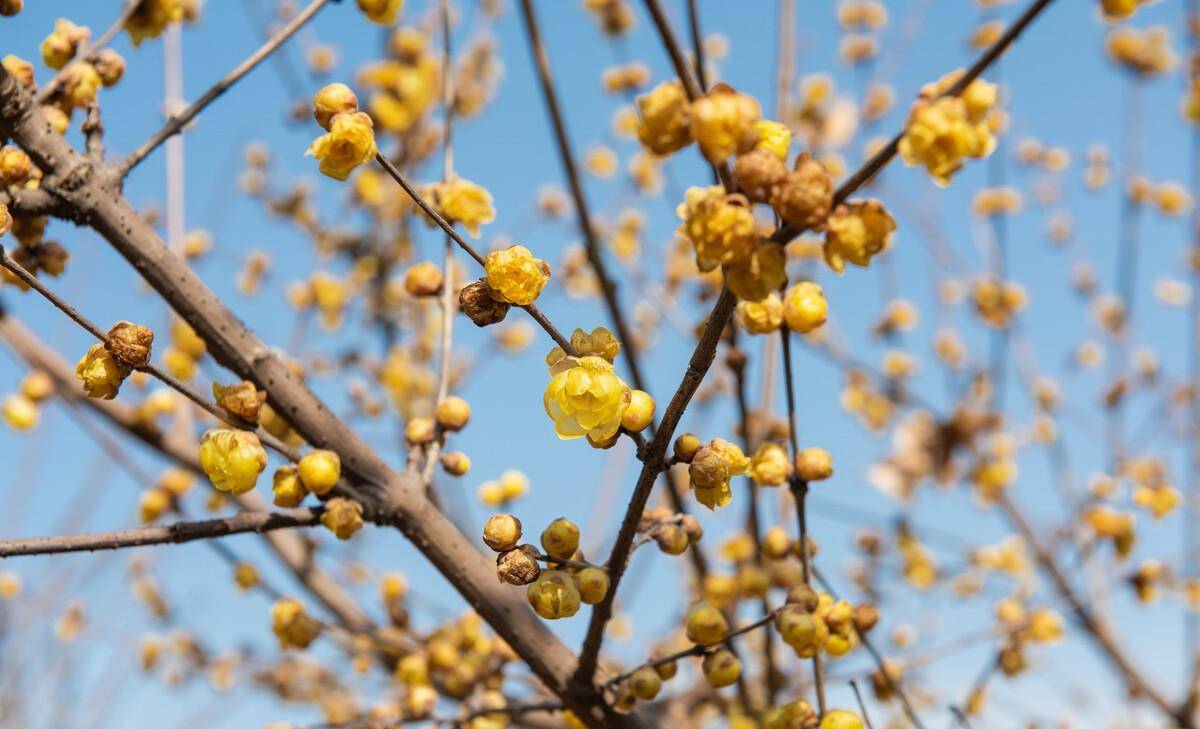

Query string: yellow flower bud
[199,428,268,494]
[676,186,757,272]
[2,393,38,431]
[272,465,308,507]
[271,598,322,649]
[298,449,341,496]
[540,518,580,561]
[320,497,364,539]
[484,245,550,306]
[526,570,580,619]
[621,389,655,432]
[313,82,359,130]
[75,343,131,399]
[357,0,404,24]
[483,513,522,552]
[403,261,443,297]
[701,649,741,687]
[685,602,728,645]
[737,293,784,334]
[435,396,471,431]
[674,433,701,462]
[630,666,662,700]
[795,447,833,481]
[820,710,864,729]
[234,562,260,591]
[405,417,435,443]
[441,451,471,476]
[138,488,171,523]
[576,567,609,605]
[753,119,791,160]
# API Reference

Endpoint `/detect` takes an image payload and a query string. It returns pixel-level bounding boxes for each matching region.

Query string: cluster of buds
[675,434,751,510]
[637,507,702,556]
[2,369,53,432]
[1105,26,1177,77]
[0,209,70,289]
[776,586,875,660]
[898,70,998,186]
[481,515,607,620]
[358,26,440,135]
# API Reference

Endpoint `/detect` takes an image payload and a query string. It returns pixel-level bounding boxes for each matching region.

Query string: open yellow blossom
[690,84,761,162]
[76,343,131,400]
[430,177,495,237]
[899,73,997,186]
[677,186,758,272]
[321,498,365,539]
[752,119,792,160]
[749,442,792,486]
[737,293,784,334]
[484,245,550,306]
[635,80,692,155]
[125,0,186,46]
[724,243,787,302]
[357,0,404,25]
[199,429,268,495]
[272,598,322,649]
[823,200,896,273]
[544,354,631,441]
[306,111,377,181]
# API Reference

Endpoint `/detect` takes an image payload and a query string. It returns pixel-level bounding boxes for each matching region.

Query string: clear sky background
[0,0,1195,727]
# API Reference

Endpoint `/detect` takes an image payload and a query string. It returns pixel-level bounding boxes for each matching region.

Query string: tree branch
[0,507,323,558]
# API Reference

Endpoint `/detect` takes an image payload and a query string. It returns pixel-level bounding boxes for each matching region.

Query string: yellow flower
[782,281,828,333]
[577,567,609,604]
[198,429,268,495]
[635,80,692,155]
[357,0,404,24]
[484,245,550,306]
[753,119,792,159]
[60,62,101,108]
[749,442,792,486]
[138,488,171,524]
[430,178,495,237]
[75,343,131,400]
[2,393,38,431]
[898,75,997,186]
[820,710,864,729]
[541,517,580,560]
[543,355,631,441]
[677,186,758,272]
[823,200,896,273]
[690,439,749,510]
[306,111,377,181]
[690,84,761,162]
[125,0,186,46]
[702,649,741,688]
[1100,0,1143,21]
[686,602,728,645]
[737,292,784,334]
[272,466,307,507]
[321,498,364,539]
[526,570,580,620]
[298,449,341,496]
[272,598,322,649]
[725,243,787,302]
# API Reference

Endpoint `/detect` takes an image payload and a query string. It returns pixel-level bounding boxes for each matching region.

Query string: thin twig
[118,0,333,176]
[0,507,324,558]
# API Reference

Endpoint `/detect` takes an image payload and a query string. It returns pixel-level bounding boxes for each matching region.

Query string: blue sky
[0,0,1196,726]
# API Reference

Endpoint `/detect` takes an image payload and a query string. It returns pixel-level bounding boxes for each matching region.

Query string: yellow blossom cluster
[899,71,998,186]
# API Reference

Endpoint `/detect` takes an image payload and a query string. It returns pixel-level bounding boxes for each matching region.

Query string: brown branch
[0,309,378,634]
[0,244,301,462]
[0,62,637,729]
[517,0,646,390]
[0,507,323,558]
[117,0,333,177]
